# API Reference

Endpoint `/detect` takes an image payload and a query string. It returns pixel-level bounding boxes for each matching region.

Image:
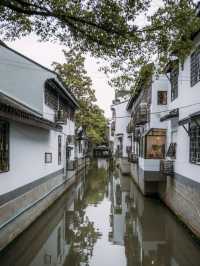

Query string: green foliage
[53,48,108,144]
[0,0,150,58]
[1,1,200,94]
[132,63,155,96]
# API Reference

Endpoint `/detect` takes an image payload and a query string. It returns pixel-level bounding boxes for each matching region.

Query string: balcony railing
[160,160,174,176]
[55,109,66,124]
[133,127,141,142]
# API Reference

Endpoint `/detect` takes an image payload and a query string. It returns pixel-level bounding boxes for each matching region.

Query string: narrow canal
[1,159,200,266]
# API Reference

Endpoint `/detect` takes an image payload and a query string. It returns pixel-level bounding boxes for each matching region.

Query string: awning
[160,108,179,122]
[179,111,200,126]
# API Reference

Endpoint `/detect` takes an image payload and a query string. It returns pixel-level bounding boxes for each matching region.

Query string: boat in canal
[0,159,200,266]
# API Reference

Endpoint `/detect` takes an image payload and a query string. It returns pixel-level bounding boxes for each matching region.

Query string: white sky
[6,35,114,118]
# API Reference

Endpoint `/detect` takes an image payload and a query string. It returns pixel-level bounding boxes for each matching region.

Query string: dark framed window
[190,125,200,164]
[0,121,9,173]
[58,135,62,165]
[170,67,179,101]
[44,83,69,123]
[191,47,200,87]
[157,91,167,105]
[45,152,52,164]
[166,143,177,159]
[44,85,58,110]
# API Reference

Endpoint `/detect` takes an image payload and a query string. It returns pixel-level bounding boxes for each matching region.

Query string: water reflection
[0,159,200,266]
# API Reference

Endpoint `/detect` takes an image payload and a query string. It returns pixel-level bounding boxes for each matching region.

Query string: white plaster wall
[0,121,67,195]
[112,101,130,157]
[167,36,200,183]
[139,157,160,172]
[0,45,55,114]
[150,75,170,130]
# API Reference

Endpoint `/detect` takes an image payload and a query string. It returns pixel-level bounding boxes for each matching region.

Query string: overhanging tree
[1,1,200,92]
[53,48,108,144]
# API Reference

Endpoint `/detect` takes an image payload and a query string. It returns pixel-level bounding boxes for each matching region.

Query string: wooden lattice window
[45,85,58,110]
[60,98,69,121]
[170,67,179,101]
[166,143,176,159]
[0,121,9,173]
[190,125,200,164]
[191,47,200,87]
[58,135,62,165]
[157,91,167,105]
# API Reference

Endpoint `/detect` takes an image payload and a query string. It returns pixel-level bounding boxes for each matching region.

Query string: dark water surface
[1,160,200,266]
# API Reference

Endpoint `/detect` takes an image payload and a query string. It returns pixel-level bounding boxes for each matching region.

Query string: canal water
[0,159,200,266]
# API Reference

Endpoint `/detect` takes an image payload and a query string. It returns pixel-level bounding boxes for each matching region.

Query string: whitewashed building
[0,42,81,249]
[110,99,131,174]
[158,28,200,238]
[126,69,170,195]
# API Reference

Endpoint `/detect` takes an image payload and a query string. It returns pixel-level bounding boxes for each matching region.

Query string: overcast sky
[7,0,192,119]
[6,35,114,118]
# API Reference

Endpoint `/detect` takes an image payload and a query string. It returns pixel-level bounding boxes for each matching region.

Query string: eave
[0,97,62,132]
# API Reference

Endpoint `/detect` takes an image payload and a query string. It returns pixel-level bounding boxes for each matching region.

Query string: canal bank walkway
[0,159,200,266]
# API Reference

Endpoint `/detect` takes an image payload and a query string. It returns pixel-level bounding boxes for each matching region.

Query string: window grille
[166,143,176,159]
[190,125,200,164]
[44,86,58,110]
[170,67,179,101]
[45,152,52,163]
[191,47,200,87]
[59,98,69,120]
[157,91,167,105]
[58,135,62,165]
[45,85,74,123]
[0,121,9,173]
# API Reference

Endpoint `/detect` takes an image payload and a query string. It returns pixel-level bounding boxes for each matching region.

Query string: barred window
[191,47,200,87]
[190,125,200,164]
[58,135,62,165]
[170,67,179,101]
[0,121,9,173]
[45,152,52,164]
[157,91,167,105]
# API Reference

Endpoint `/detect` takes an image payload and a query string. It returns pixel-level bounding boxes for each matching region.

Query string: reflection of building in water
[97,159,108,170]
[109,171,130,245]
[30,214,68,266]
[0,171,87,266]
[0,186,75,266]
[123,180,200,266]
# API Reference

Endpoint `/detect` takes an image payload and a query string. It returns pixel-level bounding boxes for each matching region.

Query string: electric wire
[109,101,200,120]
